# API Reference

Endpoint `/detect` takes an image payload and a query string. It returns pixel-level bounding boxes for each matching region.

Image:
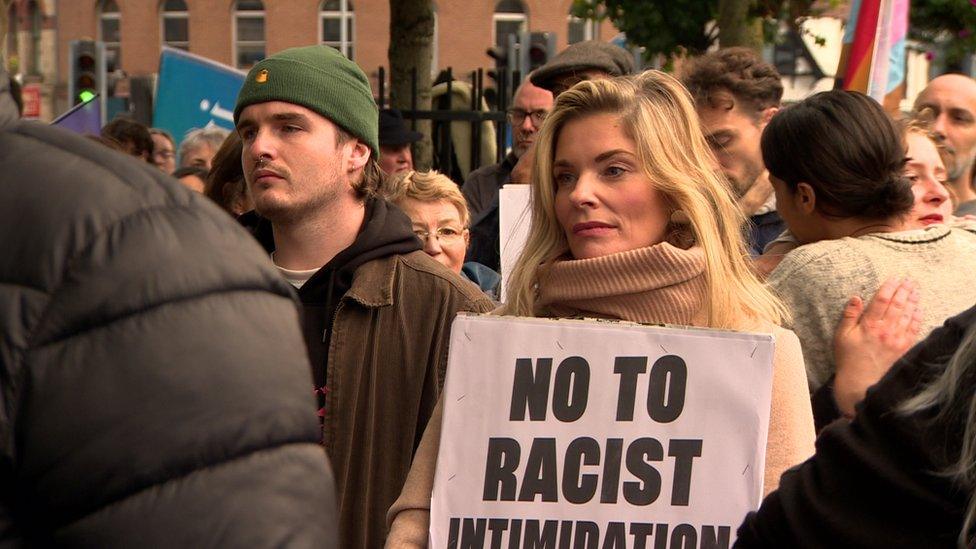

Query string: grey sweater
[768,225,976,391]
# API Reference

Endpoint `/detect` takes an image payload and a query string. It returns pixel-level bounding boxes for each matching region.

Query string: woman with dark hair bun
[762,90,976,429]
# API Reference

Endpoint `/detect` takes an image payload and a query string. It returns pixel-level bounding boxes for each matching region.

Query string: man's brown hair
[682,47,783,117]
[336,127,383,199]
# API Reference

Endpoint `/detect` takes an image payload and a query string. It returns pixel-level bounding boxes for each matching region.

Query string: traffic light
[526,32,556,72]
[69,40,106,106]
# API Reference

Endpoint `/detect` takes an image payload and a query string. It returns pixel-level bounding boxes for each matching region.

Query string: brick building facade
[46,0,619,120]
[4,0,58,120]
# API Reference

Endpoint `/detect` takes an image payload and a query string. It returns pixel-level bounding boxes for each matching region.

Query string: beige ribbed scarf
[536,243,708,325]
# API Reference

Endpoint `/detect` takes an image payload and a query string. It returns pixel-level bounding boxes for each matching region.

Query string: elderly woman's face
[553,113,670,259]
[398,197,469,273]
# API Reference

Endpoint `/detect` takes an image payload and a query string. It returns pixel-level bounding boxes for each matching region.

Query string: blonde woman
[384,170,500,296]
[385,71,815,547]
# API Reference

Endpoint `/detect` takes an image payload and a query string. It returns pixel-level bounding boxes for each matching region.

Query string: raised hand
[832,277,923,418]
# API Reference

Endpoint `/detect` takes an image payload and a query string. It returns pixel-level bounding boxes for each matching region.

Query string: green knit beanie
[233,45,379,156]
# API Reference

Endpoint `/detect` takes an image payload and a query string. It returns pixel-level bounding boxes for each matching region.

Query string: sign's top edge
[454,312,776,342]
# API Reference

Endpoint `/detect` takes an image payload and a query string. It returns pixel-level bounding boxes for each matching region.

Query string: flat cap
[530,40,635,92]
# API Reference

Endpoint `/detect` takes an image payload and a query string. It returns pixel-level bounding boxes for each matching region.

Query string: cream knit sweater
[768,225,976,392]
[385,243,815,548]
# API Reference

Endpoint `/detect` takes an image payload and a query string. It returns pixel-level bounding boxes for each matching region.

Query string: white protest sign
[431,315,775,549]
[498,184,532,301]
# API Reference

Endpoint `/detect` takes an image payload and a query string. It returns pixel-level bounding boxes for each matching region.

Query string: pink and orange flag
[835,0,909,112]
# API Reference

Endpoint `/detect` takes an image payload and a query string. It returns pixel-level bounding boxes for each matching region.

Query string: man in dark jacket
[234,46,494,548]
[462,79,552,272]
[0,65,338,546]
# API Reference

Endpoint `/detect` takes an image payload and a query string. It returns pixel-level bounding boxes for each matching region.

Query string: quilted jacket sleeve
[0,118,337,548]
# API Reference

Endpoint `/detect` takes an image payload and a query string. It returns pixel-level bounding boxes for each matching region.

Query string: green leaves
[910,0,976,70]
[572,0,719,58]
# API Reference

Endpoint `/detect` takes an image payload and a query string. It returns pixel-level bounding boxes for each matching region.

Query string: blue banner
[52,94,102,135]
[153,46,246,147]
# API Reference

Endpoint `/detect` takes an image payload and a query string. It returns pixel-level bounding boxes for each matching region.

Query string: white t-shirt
[271,253,321,289]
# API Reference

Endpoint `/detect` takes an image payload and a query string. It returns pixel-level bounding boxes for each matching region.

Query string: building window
[319,0,354,59]
[493,0,526,48]
[234,0,265,69]
[98,0,121,70]
[567,15,598,44]
[161,0,189,50]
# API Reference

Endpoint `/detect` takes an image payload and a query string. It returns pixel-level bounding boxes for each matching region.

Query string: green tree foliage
[910,0,976,71]
[571,0,719,57]
[571,0,825,59]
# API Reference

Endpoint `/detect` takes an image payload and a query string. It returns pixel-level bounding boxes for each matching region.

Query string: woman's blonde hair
[383,170,470,227]
[499,70,787,329]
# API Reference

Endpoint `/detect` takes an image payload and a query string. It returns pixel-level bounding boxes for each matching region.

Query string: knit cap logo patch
[256,69,268,83]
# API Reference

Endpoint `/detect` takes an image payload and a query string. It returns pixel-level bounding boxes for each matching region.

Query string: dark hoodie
[241,198,422,413]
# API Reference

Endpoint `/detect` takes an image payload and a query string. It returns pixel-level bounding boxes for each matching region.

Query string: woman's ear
[346,140,370,173]
[463,228,470,247]
[796,182,817,215]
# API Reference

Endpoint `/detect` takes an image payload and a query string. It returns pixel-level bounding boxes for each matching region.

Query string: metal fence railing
[376,66,521,184]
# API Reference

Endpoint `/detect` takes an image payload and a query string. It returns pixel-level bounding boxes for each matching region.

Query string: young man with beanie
[234,45,494,548]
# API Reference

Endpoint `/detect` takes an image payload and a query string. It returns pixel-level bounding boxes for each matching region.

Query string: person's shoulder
[947,223,976,238]
[393,251,495,311]
[768,238,864,284]
[462,160,505,188]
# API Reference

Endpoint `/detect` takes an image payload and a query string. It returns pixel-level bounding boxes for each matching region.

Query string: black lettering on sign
[600,438,624,504]
[701,526,732,549]
[669,439,703,506]
[460,518,487,548]
[628,522,654,549]
[553,356,590,422]
[483,438,520,501]
[510,358,553,421]
[602,522,627,549]
[573,521,599,549]
[613,357,648,421]
[559,520,573,549]
[563,437,600,504]
[624,437,663,505]
[449,518,460,549]
[487,518,509,549]
[653,523,669,549]
[524,520,558,549]
[509,520,523,549]
[519,438,558,502]
[647,355,687,423]
[669,524,697,549]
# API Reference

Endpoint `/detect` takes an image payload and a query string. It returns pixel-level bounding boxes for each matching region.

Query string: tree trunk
[388,0,434,170]
[717,0,764,52]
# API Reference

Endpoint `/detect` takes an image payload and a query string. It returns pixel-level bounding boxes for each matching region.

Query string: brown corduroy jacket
[321,250,495,549]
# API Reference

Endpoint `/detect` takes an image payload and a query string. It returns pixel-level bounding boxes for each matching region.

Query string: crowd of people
[3,35,976,548]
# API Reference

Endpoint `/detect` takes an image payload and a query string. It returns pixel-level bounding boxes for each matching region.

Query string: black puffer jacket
[0,70,338,547]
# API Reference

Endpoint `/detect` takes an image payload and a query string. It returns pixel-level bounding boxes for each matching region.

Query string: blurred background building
[1,0,971,123]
